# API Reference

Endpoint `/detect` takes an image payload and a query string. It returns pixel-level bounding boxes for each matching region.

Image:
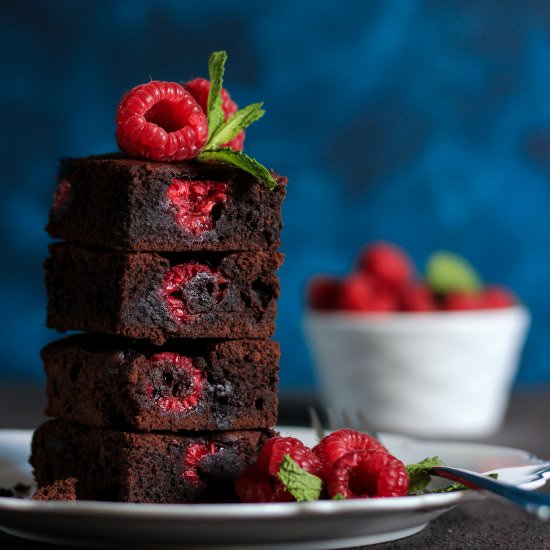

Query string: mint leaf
[426,252,482,295]
[198,148,278,190]
[406,456,445,495]
[277,455,323,502]
[206,51,227,140]
[332,493,346,500]
[208,103,265,149]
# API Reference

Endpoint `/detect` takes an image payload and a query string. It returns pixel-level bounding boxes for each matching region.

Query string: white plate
[0,428,548,549]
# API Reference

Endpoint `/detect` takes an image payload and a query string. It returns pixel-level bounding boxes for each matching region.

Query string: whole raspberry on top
[116,81,208,161]
[184,77,244,151]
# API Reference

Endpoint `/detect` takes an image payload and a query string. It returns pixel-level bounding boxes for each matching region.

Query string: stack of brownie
[31,154,286,503]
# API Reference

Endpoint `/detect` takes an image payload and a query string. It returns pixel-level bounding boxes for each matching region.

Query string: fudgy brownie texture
[45,243,282,345]
[32,478,78,501]
[31,420,273,503]
[43,335,279,431]
[46,154,286,252]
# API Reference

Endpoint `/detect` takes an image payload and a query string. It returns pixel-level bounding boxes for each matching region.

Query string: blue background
[2,0,550,388]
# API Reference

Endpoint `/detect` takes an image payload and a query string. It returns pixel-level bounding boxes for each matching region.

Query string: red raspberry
[442,291,481,311]
[184,77,244,151]
[357,242,413,289]
[235,437,321,503]
[337,274,375,311]
[400,283,437,312]
[257,437,322,478]
[235,464,294,503]
[313,429,386,480]
[167,179,228,236]
[308,277,341,311]
[338,275,399,313]
[161,263,227,322]
[235,464,276,503]
[116,81,208,161]
[145,352,205,413]
[480,285,516,309]
[52,178,72,212]
[327,449,409,499]
[182,442,218,485]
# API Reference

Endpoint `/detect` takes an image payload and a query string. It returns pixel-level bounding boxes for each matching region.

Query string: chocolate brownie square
[42,335,279,431]
[47,155,286,252]
[45,243,282,344]
[31,420,273,503]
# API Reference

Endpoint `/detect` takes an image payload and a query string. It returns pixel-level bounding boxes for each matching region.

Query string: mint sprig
[197,51,277,191]
[426,252,483,295]
[406,457,499,495]
[206,51,227,140]
[199,148,277,190]
[406,456,445,495]
[207,102,265,149]
[277,455,323,502]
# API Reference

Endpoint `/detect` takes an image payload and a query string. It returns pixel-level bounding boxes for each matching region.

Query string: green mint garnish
[197,50,277,191]
[277,455,323,502]
[407,457,499,495]
[332,493,346,500]
[198,148,277,191]
[406,456,445,495]
[206,51,227,141]
[426,252,482,295]
[207,102,265,149]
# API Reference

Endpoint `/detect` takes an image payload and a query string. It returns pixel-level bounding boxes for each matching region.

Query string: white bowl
[303,306,530,438]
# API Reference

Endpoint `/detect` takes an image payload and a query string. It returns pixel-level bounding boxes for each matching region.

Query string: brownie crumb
[32,477,78,501]
[0,488,14,497]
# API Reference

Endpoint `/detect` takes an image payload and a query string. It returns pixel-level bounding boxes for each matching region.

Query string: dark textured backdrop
[2,0,550,388]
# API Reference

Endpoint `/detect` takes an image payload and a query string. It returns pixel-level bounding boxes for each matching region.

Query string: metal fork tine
[308,406,325,440]
[356,408,380,439]
[326,408,339,432]
[341,409,354,431]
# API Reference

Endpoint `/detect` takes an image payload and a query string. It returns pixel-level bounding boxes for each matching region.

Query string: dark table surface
[1,384,550,549]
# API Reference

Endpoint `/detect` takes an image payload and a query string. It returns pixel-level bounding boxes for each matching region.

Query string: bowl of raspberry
[304,242,530,438]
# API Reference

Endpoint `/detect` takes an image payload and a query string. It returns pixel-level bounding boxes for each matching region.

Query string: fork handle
[430,466,550,520]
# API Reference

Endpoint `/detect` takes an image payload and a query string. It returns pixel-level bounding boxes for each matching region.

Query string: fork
[309,407,550,520]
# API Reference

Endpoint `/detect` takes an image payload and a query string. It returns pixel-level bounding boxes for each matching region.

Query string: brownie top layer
[47,154,286,253]
[61,153,288,185]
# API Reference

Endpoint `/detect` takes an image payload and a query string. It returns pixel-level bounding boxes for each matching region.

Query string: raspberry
[308,277,340,310]
[338,275,398,312]
[337,274,375,311]
[256,437,322,478]
[235,464,276,503]
[116,81,208,161]
[161,263,227,322]
[182,442,218,485]
[480,285,516,309]
[145,352,204,413]
[236,437,321,503]
[442,291,481,311]
[313,429,386,480]
[166,179,228,236]
[52,178,72,212]
[357,242,413,289]
[400,283,436,312]
[327,449,409,499]
[184,77,244,151]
